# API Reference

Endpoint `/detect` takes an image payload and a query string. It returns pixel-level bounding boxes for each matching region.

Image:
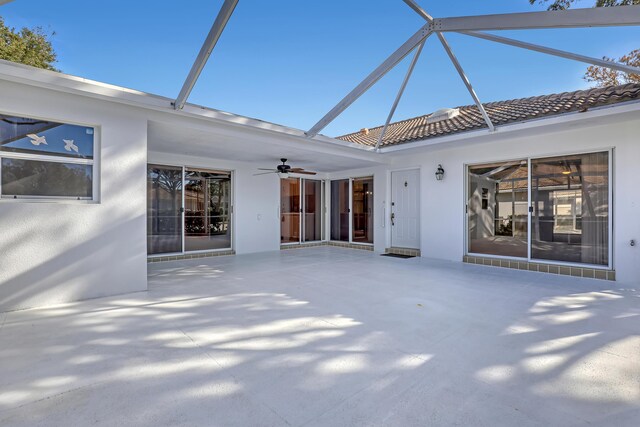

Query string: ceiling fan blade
[294,171,317,175]
[253,171,277,176]
[257,168,277,171]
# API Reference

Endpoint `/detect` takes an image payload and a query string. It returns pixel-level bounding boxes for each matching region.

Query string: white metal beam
[459,30,640,77]
[306,25,432,138]
[402,0,433,22]
[430,6,640,32]
[174,0,238,110]
[437,32,494,132]
[375,38,426,151]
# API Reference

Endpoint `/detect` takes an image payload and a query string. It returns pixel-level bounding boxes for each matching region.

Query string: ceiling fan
[254,158,317,177]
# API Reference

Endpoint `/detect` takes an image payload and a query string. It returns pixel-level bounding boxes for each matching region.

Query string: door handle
[390,212,395,226]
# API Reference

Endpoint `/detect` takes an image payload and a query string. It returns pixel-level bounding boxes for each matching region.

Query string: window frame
[328,176,374,246]
[0,111,99,203]
[464,148,613,270]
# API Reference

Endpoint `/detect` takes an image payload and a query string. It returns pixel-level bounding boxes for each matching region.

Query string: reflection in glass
[184,169,232,251]
[303,180,322,242]
[331,179,349,241]
[281,178,300,243]
[321,181,326,241]
[0,114,94,158]
[2,158,92,198]
[531,152,608,265]
[468,160,528,258]
[352,177,373,244]
[147,165,183,255]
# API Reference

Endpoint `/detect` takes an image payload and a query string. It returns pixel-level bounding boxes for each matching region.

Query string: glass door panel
[321,181,326,241]
[303,180,322,242]
[352,177,373,244]
[531,152,609,266]
[147,165,183,255]
[184,169,232,251]
[468,161,528,258]
[281,178,300,243]
[330,179,349,241]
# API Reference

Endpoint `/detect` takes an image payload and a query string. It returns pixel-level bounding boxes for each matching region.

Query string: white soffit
[147,120,383,172]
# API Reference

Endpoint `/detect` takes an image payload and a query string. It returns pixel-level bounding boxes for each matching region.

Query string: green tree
[0,17,58,71]
[529,0,640,86]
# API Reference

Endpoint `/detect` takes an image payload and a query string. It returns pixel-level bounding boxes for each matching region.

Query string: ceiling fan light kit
[254,158,317,177]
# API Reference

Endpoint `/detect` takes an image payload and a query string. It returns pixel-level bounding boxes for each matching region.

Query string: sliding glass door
[304,179,323,242]
[147,165,183,255]
[281,178,301,243]
[330,179,350,242]
[146,165,233,255]
[352,177,374,244]
[467,150,611,267]
[330,177,374,245]
[468,160,528,258]
[184,169,232,252]
[531,152,609,266]
[281,178,324,244]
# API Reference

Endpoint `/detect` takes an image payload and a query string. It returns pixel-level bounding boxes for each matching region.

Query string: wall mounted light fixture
[435,164,445,181]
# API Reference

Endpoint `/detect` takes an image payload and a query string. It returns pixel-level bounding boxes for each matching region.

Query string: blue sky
[2,0,638,136]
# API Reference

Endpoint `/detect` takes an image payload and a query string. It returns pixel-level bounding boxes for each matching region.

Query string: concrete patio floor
[0,247,638,426]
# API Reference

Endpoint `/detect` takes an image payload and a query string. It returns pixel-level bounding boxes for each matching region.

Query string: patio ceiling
[147,120,385,172]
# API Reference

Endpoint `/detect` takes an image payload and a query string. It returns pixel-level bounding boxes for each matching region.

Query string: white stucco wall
[388,116,640,285]
[0,81,148,311]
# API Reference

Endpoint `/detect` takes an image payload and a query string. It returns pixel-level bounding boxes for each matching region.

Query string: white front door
[391,169,420,249]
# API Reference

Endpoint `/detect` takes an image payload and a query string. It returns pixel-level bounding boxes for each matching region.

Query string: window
[0,114,95,200]
[467,151,611,267]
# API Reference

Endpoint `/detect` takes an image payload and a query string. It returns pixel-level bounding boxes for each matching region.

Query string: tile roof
[336,83,640,148]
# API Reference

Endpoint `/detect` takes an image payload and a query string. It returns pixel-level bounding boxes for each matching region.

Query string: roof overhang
[0,59,374,155]
[377,100,640,154]
[1,59,638,163]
